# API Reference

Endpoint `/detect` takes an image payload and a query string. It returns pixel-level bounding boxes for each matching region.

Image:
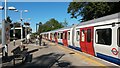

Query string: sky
[1,2,81,33]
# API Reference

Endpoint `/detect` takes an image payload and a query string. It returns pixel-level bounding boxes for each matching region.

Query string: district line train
[41,12,120,65]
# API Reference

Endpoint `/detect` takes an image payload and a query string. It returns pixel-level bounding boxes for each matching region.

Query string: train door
[80,27,95,56]
[86,27,95,56]
[62,31,68,46]
[80,28,87,53]
[54,32,58,43]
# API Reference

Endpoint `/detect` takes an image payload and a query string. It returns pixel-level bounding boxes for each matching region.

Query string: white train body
[41,12,120,65]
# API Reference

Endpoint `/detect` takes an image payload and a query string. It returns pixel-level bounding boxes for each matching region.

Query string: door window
[63,32,67,39]
[68,32,70,40]
[87,29,91,42]
[81,30,85,42]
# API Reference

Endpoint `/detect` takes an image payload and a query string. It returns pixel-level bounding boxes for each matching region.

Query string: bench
[11,46,28,65]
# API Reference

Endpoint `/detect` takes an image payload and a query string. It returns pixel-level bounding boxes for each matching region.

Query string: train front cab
[94,22,120,65]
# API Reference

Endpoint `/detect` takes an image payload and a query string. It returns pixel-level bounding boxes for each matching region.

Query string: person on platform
[26,34,30,44]
[36,35,39,45]
[39,34,42,46]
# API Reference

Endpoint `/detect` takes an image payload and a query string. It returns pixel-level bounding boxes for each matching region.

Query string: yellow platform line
[57,45,109,68]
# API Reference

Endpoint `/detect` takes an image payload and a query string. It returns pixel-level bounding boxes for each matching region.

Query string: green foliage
[67,2,120,22]
[38,18,64,33]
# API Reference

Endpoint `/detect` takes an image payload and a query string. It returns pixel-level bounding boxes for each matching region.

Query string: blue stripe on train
[58,42,63,45]
[97,53,120,65]
[68,45,81,51]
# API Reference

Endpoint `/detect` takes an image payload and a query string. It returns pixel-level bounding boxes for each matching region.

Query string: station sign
[111,48,119,55]
[5,21,10,44]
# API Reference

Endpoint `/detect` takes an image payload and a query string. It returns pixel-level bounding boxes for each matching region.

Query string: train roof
[57,24,76,30]
[48,24,77,32]
[40,31,50,34]
[77,12,120,27]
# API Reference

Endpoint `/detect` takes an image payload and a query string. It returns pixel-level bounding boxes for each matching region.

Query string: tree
[39,18,64,32]
[62,18,68,27]
[67,2,120,22]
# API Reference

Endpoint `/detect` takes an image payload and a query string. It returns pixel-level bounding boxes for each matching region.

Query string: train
[41,12,120,65]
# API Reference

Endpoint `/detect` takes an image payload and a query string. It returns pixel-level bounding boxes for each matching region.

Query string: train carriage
[41,12,120,65]
[57,26,73,46]
[50,26,75,46]
[75,12,120,64]
[48,30,56,42]
[41,32,50,40]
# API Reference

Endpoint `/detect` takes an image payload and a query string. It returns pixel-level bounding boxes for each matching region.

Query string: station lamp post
[24,20,30,43]
[36,22,42,46]
[36,22,42,35]
[0,3,16,56]
[14,9,28,45]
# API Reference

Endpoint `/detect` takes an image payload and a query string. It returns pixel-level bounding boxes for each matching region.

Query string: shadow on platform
[2,52,65,68]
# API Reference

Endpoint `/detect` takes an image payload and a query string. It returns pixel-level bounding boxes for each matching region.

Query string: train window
[117,28,120,47]
[61,33,63,39]
[96,28,112,45]
[76,31,80,41]
[68,32,70,40]
[87,29,91,42]
[81,30,85,42]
